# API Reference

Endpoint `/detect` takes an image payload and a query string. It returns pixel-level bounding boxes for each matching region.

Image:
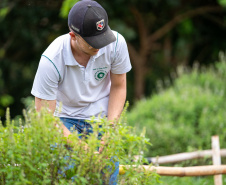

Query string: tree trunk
[134,61,146,100]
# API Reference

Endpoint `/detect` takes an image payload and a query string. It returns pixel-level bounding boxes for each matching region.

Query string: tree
[104,0,225,99]
[0,0,67,120]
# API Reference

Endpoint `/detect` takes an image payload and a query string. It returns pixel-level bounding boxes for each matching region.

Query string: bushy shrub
[0,103,160,185]
[127,52,226,158]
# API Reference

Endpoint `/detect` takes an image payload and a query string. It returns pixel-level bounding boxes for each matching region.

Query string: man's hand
[98,132,110,154]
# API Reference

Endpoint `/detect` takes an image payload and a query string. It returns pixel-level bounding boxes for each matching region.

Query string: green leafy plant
[0,102,160,184]
[127,52,226,158]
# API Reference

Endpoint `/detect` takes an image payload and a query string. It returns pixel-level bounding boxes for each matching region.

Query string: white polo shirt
[31,31,131,120]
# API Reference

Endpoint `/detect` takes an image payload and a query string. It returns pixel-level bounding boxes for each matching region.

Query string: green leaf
[60,0,80,18]
[0,94,14,107]
[0,7,9,20]
[218,0,226,7]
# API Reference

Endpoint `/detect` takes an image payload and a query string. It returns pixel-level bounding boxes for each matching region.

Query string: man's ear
[69,32,76,40]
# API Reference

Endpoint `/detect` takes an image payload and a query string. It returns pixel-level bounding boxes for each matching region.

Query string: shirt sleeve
[31,56,60,100]
[111,33,132,74]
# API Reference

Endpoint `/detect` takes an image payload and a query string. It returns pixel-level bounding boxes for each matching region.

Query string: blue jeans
[60,117,119,185]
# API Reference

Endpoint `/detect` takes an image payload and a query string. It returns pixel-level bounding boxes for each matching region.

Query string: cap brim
[82,26,116,49]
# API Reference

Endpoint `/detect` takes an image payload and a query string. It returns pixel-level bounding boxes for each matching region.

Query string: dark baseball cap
[68,0,116,49]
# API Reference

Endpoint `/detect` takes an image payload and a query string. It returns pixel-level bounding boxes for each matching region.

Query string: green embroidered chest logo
[94,70,107,81]
[93,67,108,81]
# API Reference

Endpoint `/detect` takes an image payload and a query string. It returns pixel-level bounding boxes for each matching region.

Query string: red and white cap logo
[96,19,105,31]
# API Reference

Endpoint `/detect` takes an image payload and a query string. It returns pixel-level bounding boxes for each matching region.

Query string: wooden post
[212,135,222,185]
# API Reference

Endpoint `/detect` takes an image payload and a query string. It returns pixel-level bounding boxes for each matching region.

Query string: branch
[130,6,150,56]
[149,6,223,42]
[202,14,226,27]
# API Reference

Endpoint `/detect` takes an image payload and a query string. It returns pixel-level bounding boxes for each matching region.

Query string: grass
[155,175,226,185]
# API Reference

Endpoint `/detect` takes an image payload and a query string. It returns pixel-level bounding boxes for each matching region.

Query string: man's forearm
[107,85,126,123]
[35,97,71,137]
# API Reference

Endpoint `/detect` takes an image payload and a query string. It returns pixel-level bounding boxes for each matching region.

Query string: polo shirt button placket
[84,60,92,82]
[84,70,90,82]
[80,67,86,81]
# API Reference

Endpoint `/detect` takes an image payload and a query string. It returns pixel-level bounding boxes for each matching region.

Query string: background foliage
[0,0,226,120]
[127,52,226,158]
[126,51,226,184]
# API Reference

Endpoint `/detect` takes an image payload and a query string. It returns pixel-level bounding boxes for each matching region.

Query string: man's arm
[35,97,56,113]
[98,72,127,153]
[35,97,71,137]
[107,72,127,123]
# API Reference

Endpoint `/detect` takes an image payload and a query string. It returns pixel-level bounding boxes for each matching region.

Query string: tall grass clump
[0,102,160,185]
[127,51,226,158]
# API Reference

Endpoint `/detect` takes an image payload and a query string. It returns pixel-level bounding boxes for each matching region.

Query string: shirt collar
[92,47,105,59]
[63,34,78,66]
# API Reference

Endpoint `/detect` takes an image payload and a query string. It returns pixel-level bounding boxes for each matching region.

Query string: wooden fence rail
[129,136,225,185]
[134,149,226,165]
[119,165,226,177]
